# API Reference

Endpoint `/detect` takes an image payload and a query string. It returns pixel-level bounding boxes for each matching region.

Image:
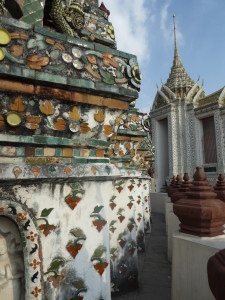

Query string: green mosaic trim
[94,43,136,60]
[0,146,105,159]
[81,30,115,47]
[87,158,109,163]
[35,148,44,156]
[21,0,43,27]
[0,16,32,30]
[0,64,137,100]
[117,129,148,137]
[123,166,138,170]
[110,157,132,162]
[88,139,111,148]
[34,26,67,42]
[0,134,111,148]
[33,26,136,60]
[0,156,109,165]
[128,109,139,114]
[138,148,149,151]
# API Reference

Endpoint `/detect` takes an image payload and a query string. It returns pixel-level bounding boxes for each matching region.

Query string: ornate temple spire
[152,14,205,110]
[173,13,181,67]
[166,14,194,96]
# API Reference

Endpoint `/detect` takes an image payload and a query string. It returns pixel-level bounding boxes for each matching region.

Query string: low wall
[172,232,225,300]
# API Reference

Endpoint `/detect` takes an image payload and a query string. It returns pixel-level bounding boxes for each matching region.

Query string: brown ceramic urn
[207,249,225,300]
[214,174,225,202]
[173,167,225,237]
[171,173,192,203]
[168,175,182,197]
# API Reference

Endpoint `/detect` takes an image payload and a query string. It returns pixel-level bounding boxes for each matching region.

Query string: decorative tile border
[0,134,111,148]
[0,199,43,299]
[0,163,121,180]
[0,146,105,159]
[0,19,139,100]
[0,79,130,110]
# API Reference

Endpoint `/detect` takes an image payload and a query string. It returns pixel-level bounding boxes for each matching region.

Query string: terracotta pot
[173,167,225,237]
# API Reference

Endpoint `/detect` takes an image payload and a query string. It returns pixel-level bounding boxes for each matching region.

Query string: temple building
[149,14,225,192]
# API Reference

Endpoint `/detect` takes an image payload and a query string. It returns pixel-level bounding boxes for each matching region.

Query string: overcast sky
[103,0,225,112]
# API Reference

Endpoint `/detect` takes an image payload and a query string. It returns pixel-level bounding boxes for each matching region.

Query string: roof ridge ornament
[161,79,176,100]
[193,85,204,106]
[218,86,225,106]
[186,81,200,101]
[156,83,170,104]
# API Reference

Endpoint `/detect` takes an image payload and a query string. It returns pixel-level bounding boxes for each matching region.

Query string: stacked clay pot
[171,173,192,203]
[173,167,225,237]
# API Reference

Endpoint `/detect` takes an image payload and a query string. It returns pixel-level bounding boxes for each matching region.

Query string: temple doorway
[156,118,169,192]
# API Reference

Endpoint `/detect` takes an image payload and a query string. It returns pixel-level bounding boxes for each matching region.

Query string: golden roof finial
[172,13,181,68]
[173,13,178,55]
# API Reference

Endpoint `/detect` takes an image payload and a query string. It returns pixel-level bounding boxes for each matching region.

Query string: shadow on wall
[4,0,23,19]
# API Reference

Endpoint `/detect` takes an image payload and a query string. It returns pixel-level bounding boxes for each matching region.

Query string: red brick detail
[25,147,35,157]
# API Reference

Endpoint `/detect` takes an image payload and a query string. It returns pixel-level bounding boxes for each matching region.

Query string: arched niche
[0,200,43,300]
[0,216,25,300]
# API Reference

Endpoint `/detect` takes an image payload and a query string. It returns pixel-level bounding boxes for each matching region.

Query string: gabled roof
[197,86,225,107]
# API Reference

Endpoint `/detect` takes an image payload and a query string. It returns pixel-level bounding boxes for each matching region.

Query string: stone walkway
[112,212,171,300]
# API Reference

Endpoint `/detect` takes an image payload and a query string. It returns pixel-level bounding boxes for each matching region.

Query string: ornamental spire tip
[172,13,180,66]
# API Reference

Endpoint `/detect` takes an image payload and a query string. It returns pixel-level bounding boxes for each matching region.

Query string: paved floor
[112,212,171,300]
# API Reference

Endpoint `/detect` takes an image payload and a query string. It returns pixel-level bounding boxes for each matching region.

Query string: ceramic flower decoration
[0,28,11,61]
[127,58,141,89]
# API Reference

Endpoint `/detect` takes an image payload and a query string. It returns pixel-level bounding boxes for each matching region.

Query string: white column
[214,109,224,173]
[168,107,178,176]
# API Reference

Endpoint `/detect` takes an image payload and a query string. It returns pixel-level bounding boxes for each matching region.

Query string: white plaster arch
[0,200,43,300]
